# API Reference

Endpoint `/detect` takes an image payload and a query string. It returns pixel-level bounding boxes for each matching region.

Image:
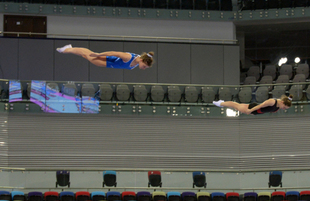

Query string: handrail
[0,78,308,88]
[0,31,238,44]
[2,167,310,172]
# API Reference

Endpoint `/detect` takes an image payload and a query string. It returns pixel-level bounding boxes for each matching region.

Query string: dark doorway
[3,15,47,38]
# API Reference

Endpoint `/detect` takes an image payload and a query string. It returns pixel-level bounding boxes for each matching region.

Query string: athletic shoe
[56,44,72,53]
[213,100,224,107]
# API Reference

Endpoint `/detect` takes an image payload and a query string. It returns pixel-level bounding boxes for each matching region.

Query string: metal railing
[0,31,238,44]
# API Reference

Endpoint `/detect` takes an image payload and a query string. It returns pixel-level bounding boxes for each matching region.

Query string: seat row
[238,81,310,102]
[243,63,309,84]
[7,80,309,104]
[1,190,310,201]
[19,81,310,103]
[240,0,310,10]
[55,171,205,189]
[2,0,232,11]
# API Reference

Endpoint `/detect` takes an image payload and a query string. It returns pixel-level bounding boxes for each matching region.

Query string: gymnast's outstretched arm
[89,51,132,62]
[248,99,276,113]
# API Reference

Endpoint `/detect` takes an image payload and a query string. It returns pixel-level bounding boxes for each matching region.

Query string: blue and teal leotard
[106,53,139,70]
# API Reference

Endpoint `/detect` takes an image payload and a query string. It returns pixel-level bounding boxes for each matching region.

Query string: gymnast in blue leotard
[56,44,154,70]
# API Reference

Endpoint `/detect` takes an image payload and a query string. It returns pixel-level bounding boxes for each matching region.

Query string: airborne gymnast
[213,95,293,115]
[57,44,154,70]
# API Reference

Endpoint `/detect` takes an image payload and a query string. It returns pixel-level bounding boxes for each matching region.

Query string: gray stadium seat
[271,86,286,99]
[244,76,257,85]
[263,64,277,80]
[185,86,199,103]
[238,87,252,103]
[243,76,257,91]
[275,75,290,90]
[240,72,247,83]
[201,86,216,103]
[81,83,95,97]
[255,86,269,102]
[133,85,148,101]
[296,63,309,78]
[292,74,306,89]
[116,85,130,101]
[99,84,113,101]
[305,85,310,100]
[218,87,232,101]
[259,75,273,91]
[62,83,77,96]
[279,64,293,79]
[151,85,165,102]
[168,85,182,102]
[289,85,303,101]
[247,66,260,81]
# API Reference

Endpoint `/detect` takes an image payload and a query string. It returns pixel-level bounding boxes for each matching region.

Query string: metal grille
[0,113,9,167]
[6,113,310,170]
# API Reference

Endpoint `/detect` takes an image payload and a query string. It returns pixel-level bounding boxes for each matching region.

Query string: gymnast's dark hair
[281,94,293,107]
[140,51,154,67]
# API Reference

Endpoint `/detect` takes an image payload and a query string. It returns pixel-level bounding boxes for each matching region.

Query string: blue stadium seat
[91,192,106,201]
[59,192,74,201]
[103,170,117,187]
[167,192,181,201]
[286,191,299,201]
[211,193,225,201]
[106,192,121,201]
[0,191,10,201]
[192,171,206,188]
[11,191,25,201]
[269,171,282,187]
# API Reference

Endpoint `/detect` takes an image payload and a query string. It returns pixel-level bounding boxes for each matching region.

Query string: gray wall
[1,170,310,192]
[0,37,239,84]
[0,14,236,40]
[46,15,236,41]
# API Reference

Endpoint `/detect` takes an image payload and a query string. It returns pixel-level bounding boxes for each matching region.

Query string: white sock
[213,100,224,107]
[56,44,72,53]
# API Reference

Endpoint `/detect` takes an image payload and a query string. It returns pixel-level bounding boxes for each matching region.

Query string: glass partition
[0,79,309,117]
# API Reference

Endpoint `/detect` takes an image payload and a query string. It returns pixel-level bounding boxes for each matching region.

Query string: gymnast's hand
[89,53,101,57]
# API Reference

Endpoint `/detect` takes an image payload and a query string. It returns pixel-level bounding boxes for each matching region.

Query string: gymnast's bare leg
[56,44,107,67]
[213,100,249,114]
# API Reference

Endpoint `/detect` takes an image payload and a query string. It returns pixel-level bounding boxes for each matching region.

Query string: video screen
[9,80,23,102]
[82,96,100,113]
[30,80,46,110]
[28,80,99,114]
